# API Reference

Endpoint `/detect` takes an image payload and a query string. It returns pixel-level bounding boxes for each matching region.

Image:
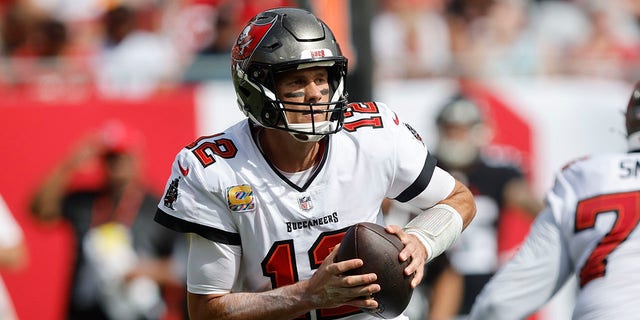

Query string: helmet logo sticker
[227,184,255,212]
[311,50,325,58]
[232,17,276,61]
[300,49,333,59]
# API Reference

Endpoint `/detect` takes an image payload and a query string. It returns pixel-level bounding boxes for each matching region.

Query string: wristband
[403,204,463,263]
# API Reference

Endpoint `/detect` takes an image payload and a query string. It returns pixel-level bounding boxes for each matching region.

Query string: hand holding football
[335,222,414,319]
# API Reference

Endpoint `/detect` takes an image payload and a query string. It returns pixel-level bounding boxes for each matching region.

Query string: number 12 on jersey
[261,228,362,319]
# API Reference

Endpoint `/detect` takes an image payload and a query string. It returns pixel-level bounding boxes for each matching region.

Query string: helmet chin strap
[287,121,332,142]
[290,132,324,142]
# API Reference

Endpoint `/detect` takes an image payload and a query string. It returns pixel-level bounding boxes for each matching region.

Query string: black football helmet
[434,94,489,168]
[230,7,348,141]
[626,81,640,138]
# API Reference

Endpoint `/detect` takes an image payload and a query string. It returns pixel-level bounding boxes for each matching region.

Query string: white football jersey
[156,102,455,320]
[470,152,640,320]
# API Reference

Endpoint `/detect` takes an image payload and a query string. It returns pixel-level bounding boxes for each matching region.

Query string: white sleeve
[186,233,241,295]
[469,208,573,320]
[405,166,455,210]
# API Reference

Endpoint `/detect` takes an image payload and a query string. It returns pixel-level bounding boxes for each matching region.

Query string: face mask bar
[237,55,349,140]
[253,61,348,137]
[271,98,348,136]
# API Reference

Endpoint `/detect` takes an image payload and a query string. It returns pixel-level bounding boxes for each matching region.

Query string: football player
[155,7,476,320]
[431,94,542,318]
[469,81,640,319]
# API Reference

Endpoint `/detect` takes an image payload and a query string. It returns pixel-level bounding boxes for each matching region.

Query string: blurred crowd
[372,0,640,80]
[0,0,294,100]
[1,0,640,101]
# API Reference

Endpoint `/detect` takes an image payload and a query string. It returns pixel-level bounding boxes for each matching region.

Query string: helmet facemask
[245,60,348,142]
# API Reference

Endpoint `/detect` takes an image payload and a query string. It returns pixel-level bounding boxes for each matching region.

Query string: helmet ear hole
[261,108,280,127]
[238,86,252,99]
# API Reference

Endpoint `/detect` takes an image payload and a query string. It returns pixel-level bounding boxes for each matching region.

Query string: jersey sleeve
[469,168,577,319]
[186,233,241,294]
[375,102,454,207]
[154,147,240,245]
[546,164,580,225]
[469,208,573,319]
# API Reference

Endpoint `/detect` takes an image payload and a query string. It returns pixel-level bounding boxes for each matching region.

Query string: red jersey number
[575,191,640,287]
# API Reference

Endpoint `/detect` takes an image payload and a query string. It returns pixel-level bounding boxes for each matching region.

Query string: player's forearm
[402,180,475,263]
[188,280,316,320]
[0,243,26,270]
[439,179,476,229]
[30,174,67,220]
[30,160,77,220]
[428,266,463,320]
[503,179,544,217]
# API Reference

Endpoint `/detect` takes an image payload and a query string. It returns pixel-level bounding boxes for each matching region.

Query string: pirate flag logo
[163,178,180,210]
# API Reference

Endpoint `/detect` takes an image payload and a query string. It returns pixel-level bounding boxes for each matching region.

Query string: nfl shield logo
[298,196,313,211]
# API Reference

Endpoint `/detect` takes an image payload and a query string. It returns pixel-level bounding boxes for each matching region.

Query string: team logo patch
[163,178,180,210]
[298,196,314,211]
[227,185,255,212]
[404,123,423,143]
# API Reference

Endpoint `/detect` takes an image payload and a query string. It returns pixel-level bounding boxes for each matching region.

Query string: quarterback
[155,7,476,320]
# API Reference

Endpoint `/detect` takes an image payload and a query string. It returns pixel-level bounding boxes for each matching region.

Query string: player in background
[154,7,476,320]
[0,194,26,320]
[469,81,640,319]
[384,94,542,320]
[30,120,184,320]
[432,94,542,319]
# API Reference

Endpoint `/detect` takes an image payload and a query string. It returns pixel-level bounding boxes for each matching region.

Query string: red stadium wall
[0,88,197,320]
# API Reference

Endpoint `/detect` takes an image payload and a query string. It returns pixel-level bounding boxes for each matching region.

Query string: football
[335,222,414,319]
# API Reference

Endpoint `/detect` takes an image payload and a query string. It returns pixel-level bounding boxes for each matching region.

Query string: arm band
[403,204,463,263]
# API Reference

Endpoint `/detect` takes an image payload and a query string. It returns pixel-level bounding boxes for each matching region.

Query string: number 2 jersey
[470,152,640,320]
[154,102,456,320]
